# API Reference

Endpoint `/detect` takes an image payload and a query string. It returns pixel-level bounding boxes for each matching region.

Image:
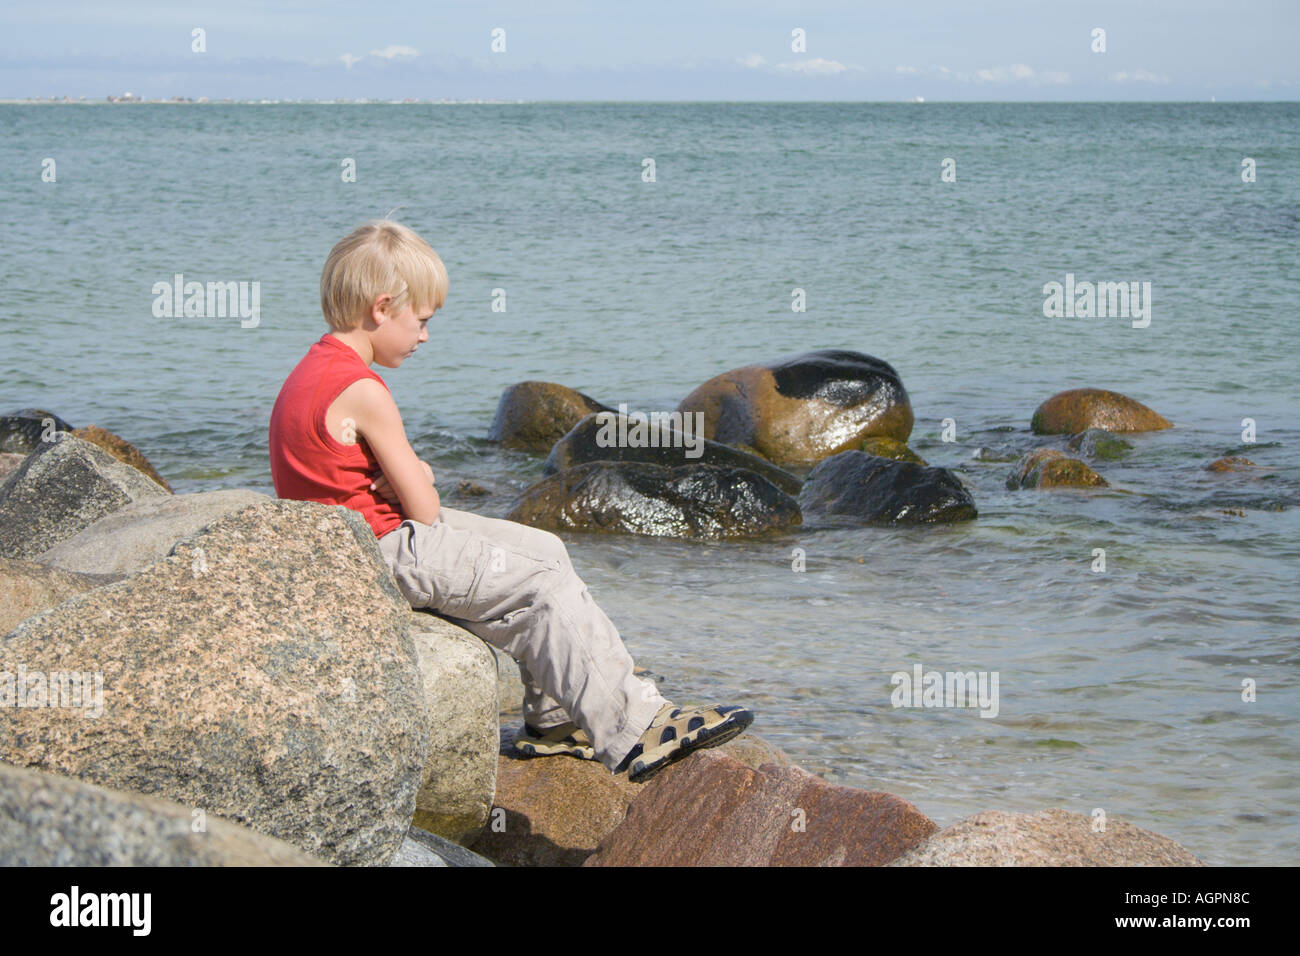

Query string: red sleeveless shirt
[269,333,405,538]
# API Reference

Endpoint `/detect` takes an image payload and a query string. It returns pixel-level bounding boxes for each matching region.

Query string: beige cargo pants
[376,507,667,770]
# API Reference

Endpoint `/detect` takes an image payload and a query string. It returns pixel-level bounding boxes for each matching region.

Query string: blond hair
[320,220,449,332]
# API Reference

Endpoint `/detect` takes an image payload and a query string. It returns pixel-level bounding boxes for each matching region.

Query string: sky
[2,0,1296,101]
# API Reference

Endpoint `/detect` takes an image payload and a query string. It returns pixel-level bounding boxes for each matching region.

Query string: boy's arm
[342,378,440,524]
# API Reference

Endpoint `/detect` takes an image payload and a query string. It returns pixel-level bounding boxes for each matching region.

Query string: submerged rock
[861,436,927,465]
[506,461,801,539]
[1206,456,1257,472]
[487,381,612,454]
[1067,428,1133,460]
[1032,388,1171,435]
[800,451,977,524]
[544,412,803,495]
[584,749,938,867]
[887,808,1203,866]
[0,433,169,560]
[676,350,914,466]
[1007,449,1108,490]
[0,763,326,866]
[0,499,428,867]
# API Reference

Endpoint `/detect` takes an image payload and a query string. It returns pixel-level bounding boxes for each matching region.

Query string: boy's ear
[370,293,395,324]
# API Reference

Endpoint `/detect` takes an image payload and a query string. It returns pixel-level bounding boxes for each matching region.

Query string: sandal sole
[628,712,753,784]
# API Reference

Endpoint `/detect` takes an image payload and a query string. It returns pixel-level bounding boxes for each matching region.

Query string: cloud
[1110,69,1170,84]
[776,57,847,75]
[370,45,419,60]
[737,53,766,69]
[896,65,919,74]
[339,53,361,70]
[973,63,1067,84]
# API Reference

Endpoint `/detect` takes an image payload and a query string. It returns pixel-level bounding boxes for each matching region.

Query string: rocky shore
[0,365,1211,865]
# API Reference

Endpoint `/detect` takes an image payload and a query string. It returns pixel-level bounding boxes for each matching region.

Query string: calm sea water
[2,102,1297,865]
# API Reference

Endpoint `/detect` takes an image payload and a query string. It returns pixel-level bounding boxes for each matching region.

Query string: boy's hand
[371,461,435,504]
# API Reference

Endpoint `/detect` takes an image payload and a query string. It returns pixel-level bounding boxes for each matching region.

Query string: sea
[1,101,1297,865]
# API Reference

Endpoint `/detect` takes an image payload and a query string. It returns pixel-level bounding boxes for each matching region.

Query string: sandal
[513,721,597,760]
[615,702,754,784]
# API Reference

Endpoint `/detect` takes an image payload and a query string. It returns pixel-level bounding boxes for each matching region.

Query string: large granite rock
[0,557,118,636]
[1031,388,1171,435]
[800,451,977,524]
[36,489,270,577]
[407,610,498,844]
[0,762,327,866]
[545,412,803,496]
[488,381,612,454]
[506,461,802,539]
[676,350,914,466]
[584,750,937,866]
[888,809,1204,866]
[0,499,428,867]
[71,424,171,492]
[1007,449,1108,490]
[471,730,792,867]
[0,433,170,560]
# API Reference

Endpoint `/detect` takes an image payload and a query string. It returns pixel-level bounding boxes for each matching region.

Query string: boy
[268,219,753,783]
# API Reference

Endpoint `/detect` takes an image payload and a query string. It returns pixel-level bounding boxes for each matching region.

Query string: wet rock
[544,412,803,495]
[861,436,927,465]
[471,731,792,867]
[389,825,494,867]
[0,499,428,867]
[677,350,914,466]
[970,447,1018,462]
[0,407,73,454]
[800,451,977,524]
[0,433,169,560]
[453,479,490,497]
[506,461,801,539]
[487,381,612,454]
[0,763,327,866]
[36,489,270,577]
[887,808,1204,866]
[1206,456,1257,472]
[1067,428,1133,460]
[407,610,498,845]
[0,557,120,636]
[584,750,938,866]
[1007,449,1108,490]
[1031,388,1171,435]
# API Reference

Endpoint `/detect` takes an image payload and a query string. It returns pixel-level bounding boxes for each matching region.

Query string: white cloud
[896,65,919,74]
[339,53,361,70]
[972,63,1069,84]
[737,53,766,69]
[370,45,419,61]
[1110,69,1170,84]
[777,58,847,75]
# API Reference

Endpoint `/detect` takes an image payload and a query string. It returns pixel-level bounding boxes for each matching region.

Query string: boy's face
[372,298,433,369]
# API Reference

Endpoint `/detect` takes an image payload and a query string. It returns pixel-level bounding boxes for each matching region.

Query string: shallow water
[1,102,1297,864]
